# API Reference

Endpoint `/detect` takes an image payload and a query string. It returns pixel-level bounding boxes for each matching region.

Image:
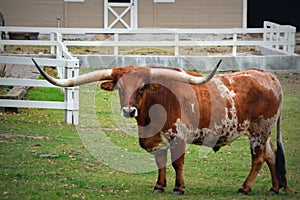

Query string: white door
[104,0,138,29]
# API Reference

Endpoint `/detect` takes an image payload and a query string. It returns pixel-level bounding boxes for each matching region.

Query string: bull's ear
[100,81,116,91]
[147,83,162,91]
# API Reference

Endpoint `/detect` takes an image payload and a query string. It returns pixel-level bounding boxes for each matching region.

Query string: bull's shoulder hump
[216,68,277,79]
[149,66,182,71]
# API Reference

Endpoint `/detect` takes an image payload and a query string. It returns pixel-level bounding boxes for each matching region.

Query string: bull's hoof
[268,188,279,195]
[152,186,164,194]
[173,188,185,195]
[237,188,251,195]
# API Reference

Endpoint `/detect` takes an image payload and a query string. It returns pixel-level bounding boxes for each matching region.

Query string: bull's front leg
[170,137,186,195]
[153,149,168,193]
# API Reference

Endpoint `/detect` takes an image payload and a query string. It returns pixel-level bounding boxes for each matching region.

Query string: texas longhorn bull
[32,58,288,195]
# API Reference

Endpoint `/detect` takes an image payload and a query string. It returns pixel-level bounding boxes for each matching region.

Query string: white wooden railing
[263,21,296,54]
[0,21,296,124]
[62,24,295,56]
[0,30,79,124]
[0,21,296,56]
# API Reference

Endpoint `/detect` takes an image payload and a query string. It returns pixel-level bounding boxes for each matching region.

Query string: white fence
[263,21,296,54]
[63,22,295,56]
[0,31,80,124]
[0,21,296,56]
[0,21,296,124]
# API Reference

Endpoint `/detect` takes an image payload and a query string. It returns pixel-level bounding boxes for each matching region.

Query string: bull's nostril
[122,107,138,118]
[129,109,136,117]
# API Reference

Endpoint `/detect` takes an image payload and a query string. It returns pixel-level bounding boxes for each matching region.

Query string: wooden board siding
[64,0,103,28]
[138,0,155,28]
[0,0,64,27]
[152,0,243,28]
[0,0,243,28]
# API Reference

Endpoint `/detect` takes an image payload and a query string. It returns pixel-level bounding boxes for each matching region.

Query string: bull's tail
[275,111,288,190]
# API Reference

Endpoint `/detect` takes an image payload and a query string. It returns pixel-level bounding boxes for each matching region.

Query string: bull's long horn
[150,59,222,84]
[32,58,112,87]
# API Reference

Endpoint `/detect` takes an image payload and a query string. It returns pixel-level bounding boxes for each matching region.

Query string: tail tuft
[276,112,288,190]
[276,142,287,189]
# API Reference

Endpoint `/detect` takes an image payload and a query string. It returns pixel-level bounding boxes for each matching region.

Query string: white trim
[104,0,138,29]
[154,0,175,3]
[64,0,85,2]
[243,0,248,28]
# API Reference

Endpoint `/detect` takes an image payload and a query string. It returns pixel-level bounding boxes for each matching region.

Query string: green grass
[25,87,64,102]
[0,73,299,199]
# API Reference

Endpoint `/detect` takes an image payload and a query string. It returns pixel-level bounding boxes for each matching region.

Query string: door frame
[104,0,138,29]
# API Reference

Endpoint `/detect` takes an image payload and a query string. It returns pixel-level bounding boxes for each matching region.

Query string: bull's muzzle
[122,107,138,118]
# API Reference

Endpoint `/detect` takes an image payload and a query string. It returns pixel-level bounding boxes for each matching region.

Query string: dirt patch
[2,45,51,54]
[1,33,262,56]
[2,45,261,56]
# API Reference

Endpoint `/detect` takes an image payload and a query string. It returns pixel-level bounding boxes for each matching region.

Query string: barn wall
[0,0,64,27]
[0,0,243,28]
[138,0,155,28]
[64,0,103,28]
[149,0,243,28]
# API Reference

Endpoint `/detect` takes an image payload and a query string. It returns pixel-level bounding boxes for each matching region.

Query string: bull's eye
[144,84,150,89]
[140,84,148,93]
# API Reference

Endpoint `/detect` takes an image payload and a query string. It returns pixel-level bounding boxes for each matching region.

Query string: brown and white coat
[33,59,288,195]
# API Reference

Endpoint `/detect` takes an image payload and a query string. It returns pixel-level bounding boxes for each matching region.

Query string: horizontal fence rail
[0,100,66,109]
[0,78,60,88]
[0,21,296,124]
[0,21,296,56]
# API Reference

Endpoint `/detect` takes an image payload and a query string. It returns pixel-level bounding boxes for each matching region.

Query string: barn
[0,0,243,28]
[0,0,298,30]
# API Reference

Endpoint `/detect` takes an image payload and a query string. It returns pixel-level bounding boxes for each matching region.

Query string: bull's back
[216,69,282,122]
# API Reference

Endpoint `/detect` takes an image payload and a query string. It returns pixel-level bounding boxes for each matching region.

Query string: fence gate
[104,0,137,29]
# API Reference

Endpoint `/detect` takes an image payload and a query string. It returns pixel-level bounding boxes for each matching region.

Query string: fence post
[287,27,296,55]
[275,31,280,50]
[232,33,237,56]
[174,32,179,56]
[263,21,270,45]
[0,36,3,52]
[263,21,267,42]
[114,32,119,56]
[50,32,55,55]
[104,0,108,29]
[56,32,64,79]
[56,32,62,59]
[55,30,80,124]
[283,30,288,52]
[72,59,79,125]
[64,60,79,125]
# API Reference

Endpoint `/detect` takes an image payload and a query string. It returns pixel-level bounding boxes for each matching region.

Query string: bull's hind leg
[238,134,267,195]
[239,136,280,195]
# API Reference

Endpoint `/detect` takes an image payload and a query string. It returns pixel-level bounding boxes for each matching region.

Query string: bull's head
[32,59,222,119]
[99,66,161,118]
